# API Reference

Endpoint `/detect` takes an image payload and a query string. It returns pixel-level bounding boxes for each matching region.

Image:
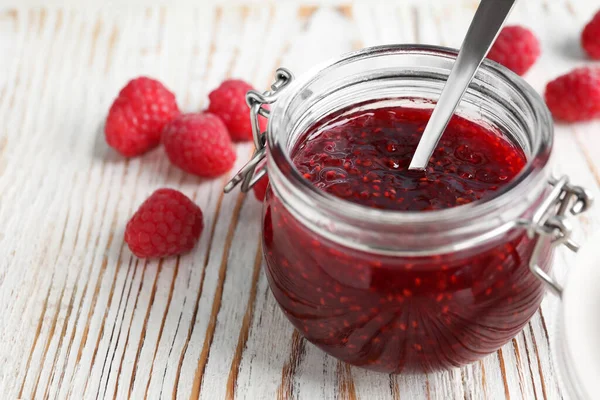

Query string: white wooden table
[1,1,600,398]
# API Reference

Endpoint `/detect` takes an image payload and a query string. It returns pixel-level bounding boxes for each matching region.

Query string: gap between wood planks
[225,240,264,399]
[188,190,246,398]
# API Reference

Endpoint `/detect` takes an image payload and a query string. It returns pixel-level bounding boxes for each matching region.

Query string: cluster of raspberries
[105,77,268,258]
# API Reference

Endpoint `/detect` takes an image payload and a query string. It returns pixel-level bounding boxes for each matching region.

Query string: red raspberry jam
[263,104,549,373]
[292,106,526,210]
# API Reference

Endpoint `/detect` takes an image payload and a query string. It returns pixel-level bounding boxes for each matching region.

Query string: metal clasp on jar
[224,68,294,193]
[523,176,593,297]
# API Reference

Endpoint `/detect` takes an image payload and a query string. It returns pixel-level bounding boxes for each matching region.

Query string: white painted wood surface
[0,1,599,399]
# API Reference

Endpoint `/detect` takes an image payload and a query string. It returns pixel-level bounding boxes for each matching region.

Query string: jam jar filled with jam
[225,45,591,373]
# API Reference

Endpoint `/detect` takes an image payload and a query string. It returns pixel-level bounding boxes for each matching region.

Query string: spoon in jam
[409,0,517,171]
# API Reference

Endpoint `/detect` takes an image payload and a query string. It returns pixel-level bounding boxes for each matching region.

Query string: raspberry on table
[545,67,600,122]
[208,79,267,142]
[253,174,269,201]
[125,188,204,258]
[162,112,236,177]
[105,77,180,157]
[582,10,600,59]
[486,26,540,76]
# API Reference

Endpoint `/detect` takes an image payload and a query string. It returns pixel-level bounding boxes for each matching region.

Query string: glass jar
[226,45,591,373]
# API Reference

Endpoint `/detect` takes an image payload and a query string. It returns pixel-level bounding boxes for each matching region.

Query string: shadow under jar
[231,45,591,374]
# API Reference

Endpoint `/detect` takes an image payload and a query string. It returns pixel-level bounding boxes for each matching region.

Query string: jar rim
[266,44,553,250]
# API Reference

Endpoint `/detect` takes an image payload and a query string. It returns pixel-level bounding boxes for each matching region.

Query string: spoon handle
[408,0,518,171]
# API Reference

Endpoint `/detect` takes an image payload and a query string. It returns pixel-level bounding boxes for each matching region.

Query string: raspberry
[545,68,600,122]
[125,189,204,258]
[208,79,267,142]
[162,112,236,177]
[582,10,600,59]
[105,77,180,157]
[486,26,540,76]
[253,174,269,201]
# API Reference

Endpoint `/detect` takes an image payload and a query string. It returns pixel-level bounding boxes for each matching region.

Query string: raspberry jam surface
[292,106,526,211]
[263,103,549,373]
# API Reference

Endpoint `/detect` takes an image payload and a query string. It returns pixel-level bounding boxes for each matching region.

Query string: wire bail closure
[525,176,593,297]
[224,68,294,194]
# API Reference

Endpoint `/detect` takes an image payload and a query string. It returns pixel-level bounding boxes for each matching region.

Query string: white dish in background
[556,230,600,399]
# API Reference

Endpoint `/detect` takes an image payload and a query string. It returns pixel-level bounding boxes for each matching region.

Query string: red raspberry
[253,174,269,201]
[125,188,204,258]
[105,77,180,157]
[545,68,600,122]
[582,10,600,59]
[162,112,236,177]
[486,26,540,76]
[208,79,267,142]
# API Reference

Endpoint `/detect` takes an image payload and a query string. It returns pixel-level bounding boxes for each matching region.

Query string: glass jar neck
[266,45,553,256]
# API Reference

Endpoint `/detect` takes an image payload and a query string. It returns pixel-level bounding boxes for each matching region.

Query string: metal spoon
[408,0,518,171]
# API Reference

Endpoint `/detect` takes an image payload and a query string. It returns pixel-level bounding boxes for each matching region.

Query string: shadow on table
[92,122,122,164]
[91,121,205,187]
[555,36,588,62]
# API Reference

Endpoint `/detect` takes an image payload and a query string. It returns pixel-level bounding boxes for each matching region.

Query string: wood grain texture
[0,1,599,399]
